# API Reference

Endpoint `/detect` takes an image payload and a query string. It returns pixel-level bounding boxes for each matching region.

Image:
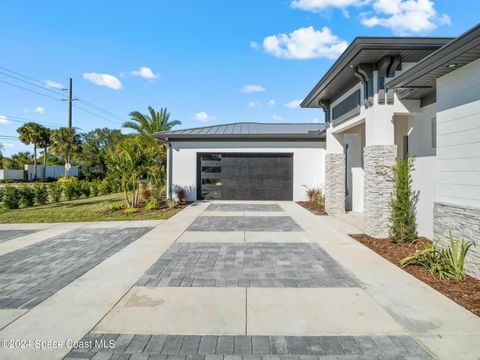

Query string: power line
[73,104,122,126]
[0,78,65,102]
[0,114,81,129]
[0,68,67,97]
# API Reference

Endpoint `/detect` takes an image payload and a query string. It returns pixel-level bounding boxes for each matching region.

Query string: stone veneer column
[363,145,396,238]
[434,202,480,279]
[325,153,345,214]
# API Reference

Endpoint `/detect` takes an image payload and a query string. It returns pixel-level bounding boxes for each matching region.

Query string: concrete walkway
[0,203,479,359]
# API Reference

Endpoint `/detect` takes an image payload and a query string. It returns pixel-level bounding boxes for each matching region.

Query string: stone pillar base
[363,145,396,238]
[325,153,345,215]
[434,202,480,279]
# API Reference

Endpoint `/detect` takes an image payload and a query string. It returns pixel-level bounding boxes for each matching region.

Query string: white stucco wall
[168,141,326,202]
[436,58,480,208]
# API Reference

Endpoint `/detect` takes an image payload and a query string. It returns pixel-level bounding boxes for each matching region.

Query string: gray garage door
[198,153,293,200]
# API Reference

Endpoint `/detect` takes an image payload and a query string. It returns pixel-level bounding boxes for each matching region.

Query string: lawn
[0,193,184,223]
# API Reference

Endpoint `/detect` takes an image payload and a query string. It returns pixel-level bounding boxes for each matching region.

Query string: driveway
[0,203,479,360]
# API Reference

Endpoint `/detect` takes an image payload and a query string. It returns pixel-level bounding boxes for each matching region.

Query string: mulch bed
[297,201,326,215]
[350,234,480,317]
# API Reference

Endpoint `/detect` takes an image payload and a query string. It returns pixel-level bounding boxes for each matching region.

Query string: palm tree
[50,127,81,177]
[17,122,44,180]
[38,127,51,180]
[123,106,181,135]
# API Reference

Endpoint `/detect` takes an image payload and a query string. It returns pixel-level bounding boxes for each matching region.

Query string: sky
[0,0,478,156]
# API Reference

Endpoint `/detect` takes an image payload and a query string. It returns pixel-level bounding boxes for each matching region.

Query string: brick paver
[187,216,302,232]
[65,334,433,359]
[0,227,152,309]
[136,243,356,288]
[206,204,283,212]
[0,229,37,243]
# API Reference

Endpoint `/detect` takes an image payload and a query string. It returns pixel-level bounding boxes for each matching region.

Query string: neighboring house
[302,24,480,278]
[154,122,326,201]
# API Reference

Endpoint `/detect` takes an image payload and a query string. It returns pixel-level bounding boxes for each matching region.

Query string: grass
[0,193,184,223]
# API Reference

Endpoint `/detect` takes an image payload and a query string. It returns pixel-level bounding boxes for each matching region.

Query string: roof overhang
[154,132,326,142]
[301,37,452,108]
[386,24,480,101]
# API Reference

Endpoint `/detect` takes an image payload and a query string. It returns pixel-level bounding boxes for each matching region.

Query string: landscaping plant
[19,186,35,207]
[144,200,157,211]
[48,183,63,203]
[174,186,187,203]
[90,181,99,197]
[81,181,91,198]
[400,232,475,281]
[3,185,20,209]
[63,182,77,201]
[389,157,417,244]
[34,184,49,205]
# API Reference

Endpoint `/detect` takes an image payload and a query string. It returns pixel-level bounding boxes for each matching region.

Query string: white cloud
[193,112,216,122]
[361,0,450,35]
[272,114,287,121]
[290,0,367,11]
[263,26,348,60]
[0,115,10,124]
[34,106,45,114]
[241,84,266,93]
[285,99,302,109]
[83,73,122,90]
[250,41,259,49]
[44,79,64,89]
[131,66,158,80]
[267,99,276,106]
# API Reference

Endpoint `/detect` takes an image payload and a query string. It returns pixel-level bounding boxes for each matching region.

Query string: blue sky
[0,0,478,156]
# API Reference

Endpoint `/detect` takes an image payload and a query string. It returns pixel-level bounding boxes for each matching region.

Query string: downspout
[167,139,173,200]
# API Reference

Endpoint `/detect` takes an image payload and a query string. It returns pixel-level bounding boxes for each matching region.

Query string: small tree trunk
[33,144,37,181]
[43,146,47,180]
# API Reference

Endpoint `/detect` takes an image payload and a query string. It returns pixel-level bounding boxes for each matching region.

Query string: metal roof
[301,37,452,108]
[154,122,326,141]
[386,23,480,100]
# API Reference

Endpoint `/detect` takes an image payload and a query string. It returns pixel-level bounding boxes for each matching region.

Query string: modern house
[155,23,480,278]
[155,122,326,201]
[302,24,480,278]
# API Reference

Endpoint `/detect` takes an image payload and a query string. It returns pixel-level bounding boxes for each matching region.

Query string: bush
[57,176,78,184]
[3,185,20,209]
[0,187,4,202]
[167,199,177,209]
[400,232,475,281]
[63,182,77,201]
[174,186,187,203]
[124,207,138,215]
[91,181,99,197]
[72,181,83,199]
[49,183,63,203]
[389,157,417,244]
[140,185,152,203]
[34,184,49,205]
[144,200,157,211]
[19,186,35,207]
[303,185,324,205]
[109,202,123,211]
[99,180,112,195]
[81,181,91,198]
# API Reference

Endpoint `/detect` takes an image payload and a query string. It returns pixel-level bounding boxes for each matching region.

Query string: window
[431,117,437,149]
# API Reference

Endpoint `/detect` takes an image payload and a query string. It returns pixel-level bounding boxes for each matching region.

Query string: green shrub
[49,183,63,203]
[91,181,99,197]
[81,182,91,198]
[99,180,112,195]
[0,187,4,202]
[72,181,83,199]
[34,184,49,205]
[19,186,35,207]
[389,157,417,243]
[167,199,177,209]
[144,200,157,211]
[3,185,20,209]
[108,202,123,211]
[400,232,475,281]
[124,207,138,215]
[63,182,76,201]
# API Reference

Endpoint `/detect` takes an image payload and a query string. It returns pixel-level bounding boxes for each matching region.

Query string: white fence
[0,169,25,181]
[25,165,79,180]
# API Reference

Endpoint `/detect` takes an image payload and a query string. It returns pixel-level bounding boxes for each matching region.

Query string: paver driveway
[0,203,479,360]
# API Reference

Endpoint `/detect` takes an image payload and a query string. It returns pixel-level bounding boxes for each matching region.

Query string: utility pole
[68,77,73,129]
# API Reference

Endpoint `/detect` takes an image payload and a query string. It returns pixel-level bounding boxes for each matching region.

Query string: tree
[79,128,122,178]
[50,127,81,177]
[106,135,165,208]
[17,122,44,180]
[389,157,417,243]
[123,106,181,135]
[38,127,51,180]
[7,152,33,169]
